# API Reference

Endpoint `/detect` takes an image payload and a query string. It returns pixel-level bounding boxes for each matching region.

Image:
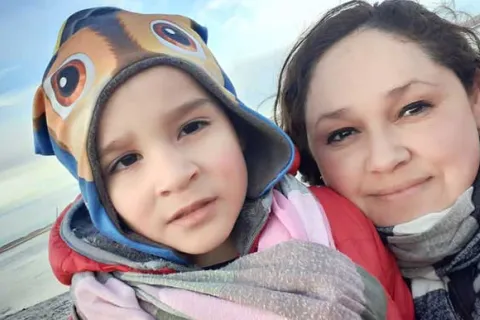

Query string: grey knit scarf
[65,176,389,319]
[378,183,480,320]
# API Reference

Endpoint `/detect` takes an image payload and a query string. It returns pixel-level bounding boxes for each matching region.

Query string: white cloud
[204,0,339,67]
[0,157,76,215]
[196,0,465,113]
[196,0,343,109]
[95,0,146,12]
[204,0,235,11]
[0,66,20,82]
[203,0,448,69]
[0,84,37,108]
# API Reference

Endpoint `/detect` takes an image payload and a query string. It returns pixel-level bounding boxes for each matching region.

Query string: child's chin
[183,238,227,255]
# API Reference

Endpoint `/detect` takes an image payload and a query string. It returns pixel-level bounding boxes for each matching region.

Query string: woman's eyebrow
[385,79,438,100]
[313,79,438,128]
[314,107,351,128]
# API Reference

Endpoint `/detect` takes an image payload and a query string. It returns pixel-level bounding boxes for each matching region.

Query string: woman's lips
[369,177,432,200]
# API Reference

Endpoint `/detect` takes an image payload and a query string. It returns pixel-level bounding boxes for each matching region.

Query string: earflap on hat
[32,83,84,179]
[190,19,208,44]
[33,87,55,156]
[33,7,121,157]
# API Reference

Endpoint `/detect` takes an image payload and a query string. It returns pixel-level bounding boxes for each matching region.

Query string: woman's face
[305,29,480,226]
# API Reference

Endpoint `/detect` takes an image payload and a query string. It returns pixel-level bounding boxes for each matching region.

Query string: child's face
[305,29,480,227]
[97,66,248,255]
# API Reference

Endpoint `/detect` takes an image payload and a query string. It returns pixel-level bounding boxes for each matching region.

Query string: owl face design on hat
[33,7,293,263]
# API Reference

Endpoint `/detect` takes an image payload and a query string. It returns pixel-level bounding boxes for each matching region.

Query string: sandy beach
[1,293,71,320]
[0,232,69,319]
[0,157,79,319]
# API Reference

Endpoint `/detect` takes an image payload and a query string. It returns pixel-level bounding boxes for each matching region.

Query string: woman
[275,0,480,319]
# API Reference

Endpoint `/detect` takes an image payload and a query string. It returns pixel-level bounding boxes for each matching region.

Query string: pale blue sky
[0,0,479,173]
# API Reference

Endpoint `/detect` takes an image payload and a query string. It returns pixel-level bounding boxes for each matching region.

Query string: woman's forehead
[306,29,445,113]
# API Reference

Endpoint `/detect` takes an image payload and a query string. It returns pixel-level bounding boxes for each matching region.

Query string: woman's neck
[192,237,238,268]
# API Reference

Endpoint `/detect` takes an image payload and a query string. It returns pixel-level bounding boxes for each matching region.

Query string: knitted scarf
[63,176,388,319]
[378,177,480,320]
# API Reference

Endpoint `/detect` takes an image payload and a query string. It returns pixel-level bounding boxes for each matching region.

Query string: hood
[50,187,272,284]
[32,7,293,264]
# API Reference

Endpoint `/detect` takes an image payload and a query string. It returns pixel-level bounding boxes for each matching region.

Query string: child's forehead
[106,67,223,120]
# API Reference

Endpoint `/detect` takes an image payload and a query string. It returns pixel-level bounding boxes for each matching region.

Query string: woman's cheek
[319,153,359,191]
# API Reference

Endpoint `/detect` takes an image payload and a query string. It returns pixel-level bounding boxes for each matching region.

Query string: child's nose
[151,148,199,197]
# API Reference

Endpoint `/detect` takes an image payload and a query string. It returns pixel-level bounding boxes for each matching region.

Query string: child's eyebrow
[172,97,214,117]
[161,97,216,128]
[99,137,132,162]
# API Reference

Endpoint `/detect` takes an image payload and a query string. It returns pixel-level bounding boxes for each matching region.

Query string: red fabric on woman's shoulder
[310,186,414,320]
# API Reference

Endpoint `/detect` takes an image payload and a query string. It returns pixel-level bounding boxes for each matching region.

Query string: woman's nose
[366,130,411,173]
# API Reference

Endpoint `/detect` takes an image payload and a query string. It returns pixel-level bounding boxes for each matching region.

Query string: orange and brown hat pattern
[33,7,230,182]
[32,7,293,262]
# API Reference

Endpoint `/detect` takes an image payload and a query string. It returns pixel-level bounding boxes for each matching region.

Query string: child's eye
[326,127,358,145]
[399,100,433,118]
[110,153,141,173]
[179,119,210,138]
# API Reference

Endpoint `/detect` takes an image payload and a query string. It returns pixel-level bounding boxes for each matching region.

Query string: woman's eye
[326,127,357,145]
[179,120,209,138]
[399,101,432,118]
[110,153,141,173]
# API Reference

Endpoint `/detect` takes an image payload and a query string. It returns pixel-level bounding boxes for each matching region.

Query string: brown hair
[274,0,480,185]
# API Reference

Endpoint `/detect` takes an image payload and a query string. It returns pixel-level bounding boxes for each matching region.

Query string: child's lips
[168,197,217,224]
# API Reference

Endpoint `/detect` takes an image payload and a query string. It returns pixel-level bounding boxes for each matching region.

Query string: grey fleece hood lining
[61,184,273,270]
[85,55,292,257]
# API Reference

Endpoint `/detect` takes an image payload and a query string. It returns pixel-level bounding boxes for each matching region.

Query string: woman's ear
[239,136,247,151]
[470,69,480,127]
[288,147,301,175]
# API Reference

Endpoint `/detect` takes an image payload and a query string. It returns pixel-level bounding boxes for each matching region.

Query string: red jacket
[310,186,414,319]
[289,149,414,319]
[50,151,414,318]
[49,190,414,320]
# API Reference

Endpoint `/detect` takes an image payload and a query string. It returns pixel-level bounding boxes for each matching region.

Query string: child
[35,7,393,319]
